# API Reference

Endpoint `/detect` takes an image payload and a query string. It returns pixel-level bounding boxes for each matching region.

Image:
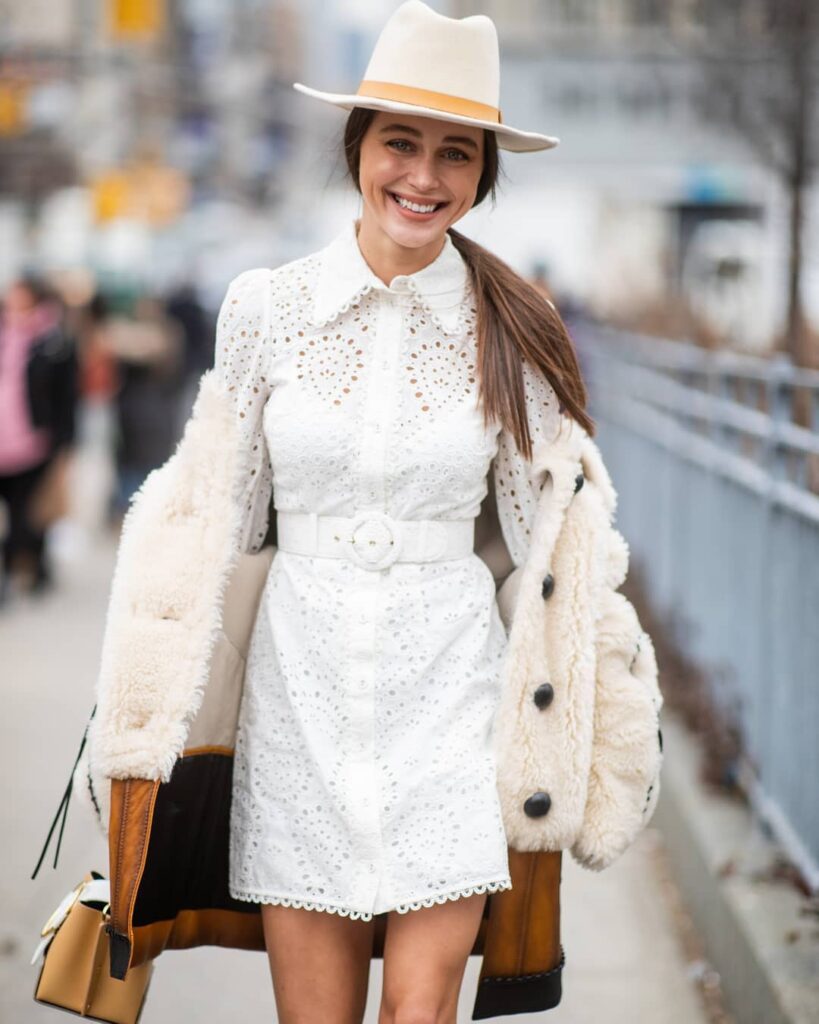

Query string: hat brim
[293,83,559,153]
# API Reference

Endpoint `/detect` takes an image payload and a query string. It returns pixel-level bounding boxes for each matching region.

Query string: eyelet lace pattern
[214,267,275,554]
[214,220,562,919]
[493,360,562,564]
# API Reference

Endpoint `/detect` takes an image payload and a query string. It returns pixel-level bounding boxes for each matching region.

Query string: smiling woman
[235,3,600,1007]
[262,4,596,1023]
[341,104,593,452]
[77,4,661,1024]
[355,113,486,273]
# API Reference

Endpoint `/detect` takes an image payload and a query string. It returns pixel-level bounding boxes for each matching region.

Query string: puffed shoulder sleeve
[213,268,275,554]
[493,359,562,568]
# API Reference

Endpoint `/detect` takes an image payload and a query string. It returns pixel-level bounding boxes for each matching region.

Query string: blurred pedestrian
[70,291,121,535]
[78,293,120,405]
[0,275,78,604]
[106,294,183,526]
[164,282,215,436]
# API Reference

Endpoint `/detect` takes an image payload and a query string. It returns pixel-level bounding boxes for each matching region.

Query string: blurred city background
[2,1,818,1022]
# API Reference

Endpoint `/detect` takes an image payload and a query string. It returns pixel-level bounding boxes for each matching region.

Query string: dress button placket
[356,289,402,511]
[345,287,404,914]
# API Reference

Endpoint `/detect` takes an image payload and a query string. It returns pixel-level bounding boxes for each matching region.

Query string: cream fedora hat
[293,0,559,154]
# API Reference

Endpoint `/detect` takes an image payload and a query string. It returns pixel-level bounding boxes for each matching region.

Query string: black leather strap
[30,704,96,879]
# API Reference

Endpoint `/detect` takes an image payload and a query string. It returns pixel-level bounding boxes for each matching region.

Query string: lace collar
[309,218,471,339]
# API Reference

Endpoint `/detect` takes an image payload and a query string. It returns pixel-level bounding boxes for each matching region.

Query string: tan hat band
[356,80,503,125]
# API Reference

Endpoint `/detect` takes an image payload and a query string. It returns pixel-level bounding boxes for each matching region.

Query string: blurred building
[0,0,308,296]
[0,0,815,350]
[445,0,818,349]
[0,0,303,194]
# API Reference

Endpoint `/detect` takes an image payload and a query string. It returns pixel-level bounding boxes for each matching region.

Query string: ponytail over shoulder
[448,228,594,457]
[341,105,594,459]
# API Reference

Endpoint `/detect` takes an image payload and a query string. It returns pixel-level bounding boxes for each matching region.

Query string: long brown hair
[341,107,594,457]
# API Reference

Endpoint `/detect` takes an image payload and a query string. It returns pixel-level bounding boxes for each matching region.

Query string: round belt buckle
[348,510,402,570]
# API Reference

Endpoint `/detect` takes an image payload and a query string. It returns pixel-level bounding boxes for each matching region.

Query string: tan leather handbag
[29,543,278,1021]
[32,871,153,1023]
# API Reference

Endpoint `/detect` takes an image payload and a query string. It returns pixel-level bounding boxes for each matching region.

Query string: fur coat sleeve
[85,270,274,784]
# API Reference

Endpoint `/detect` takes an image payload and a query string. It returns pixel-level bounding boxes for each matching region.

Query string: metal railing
[575,321,819,891]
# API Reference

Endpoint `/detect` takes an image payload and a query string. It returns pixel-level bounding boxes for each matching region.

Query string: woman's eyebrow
[377,122,479,151]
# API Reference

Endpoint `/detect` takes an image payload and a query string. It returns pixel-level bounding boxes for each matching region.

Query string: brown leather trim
[110,779,561,987]
[517,850,537,974]
[108,778,161,970]
[135,905,488,962]
[181,745,234,757]
[132,909,265,964]
[478,849,562,981]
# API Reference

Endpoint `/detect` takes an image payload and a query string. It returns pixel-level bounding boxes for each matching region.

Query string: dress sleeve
[493,358,563,568]
[213,268,274,555]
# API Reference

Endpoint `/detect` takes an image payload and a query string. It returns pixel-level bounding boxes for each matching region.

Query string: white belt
[276,509,474,571]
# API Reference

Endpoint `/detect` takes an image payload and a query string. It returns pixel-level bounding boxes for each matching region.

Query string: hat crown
[362,0,499,109]
[291,0,560,153]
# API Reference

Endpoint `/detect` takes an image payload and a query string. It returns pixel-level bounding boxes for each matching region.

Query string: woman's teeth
[390,192,441,214]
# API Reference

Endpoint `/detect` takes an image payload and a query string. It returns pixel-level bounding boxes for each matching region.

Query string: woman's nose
[406,155,440,191]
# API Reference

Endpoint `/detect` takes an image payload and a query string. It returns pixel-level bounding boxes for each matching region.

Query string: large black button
[523,791,552,818]
[574,472,584,494]
[533,682,555,709]
[541,573,555,599]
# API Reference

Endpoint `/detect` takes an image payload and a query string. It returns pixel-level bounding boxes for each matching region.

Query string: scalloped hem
[229,876,513,921]
[230,889,375,920]
[392,877,513,914]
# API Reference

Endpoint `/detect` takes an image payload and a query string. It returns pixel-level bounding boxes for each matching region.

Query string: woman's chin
[380,207,448,247]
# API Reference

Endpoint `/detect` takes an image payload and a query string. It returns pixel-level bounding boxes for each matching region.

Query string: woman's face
[4,282,37,315]
[358,110,485,251]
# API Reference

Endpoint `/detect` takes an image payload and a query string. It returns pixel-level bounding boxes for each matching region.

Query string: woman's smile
[386,189,451,220]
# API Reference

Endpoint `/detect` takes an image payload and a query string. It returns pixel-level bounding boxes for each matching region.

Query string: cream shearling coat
[76,342,662,873]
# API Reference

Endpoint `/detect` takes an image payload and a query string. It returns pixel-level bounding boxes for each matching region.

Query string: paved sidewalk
[2,532,712,1023]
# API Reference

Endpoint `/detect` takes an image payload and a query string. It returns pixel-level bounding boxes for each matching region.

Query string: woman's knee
[379,995,456,1024]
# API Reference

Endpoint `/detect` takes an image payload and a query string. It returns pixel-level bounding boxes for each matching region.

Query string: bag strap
[31,705,96,880]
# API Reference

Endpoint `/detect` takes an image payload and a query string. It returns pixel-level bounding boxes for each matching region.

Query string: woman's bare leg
[261,903,376,1024]
[378,892,486,1024]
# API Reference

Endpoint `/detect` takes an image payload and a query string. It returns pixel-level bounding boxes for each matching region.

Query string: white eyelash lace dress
[221,217,562,920]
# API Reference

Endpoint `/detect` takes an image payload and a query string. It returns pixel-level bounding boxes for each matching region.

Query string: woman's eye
[387,139,468,161]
